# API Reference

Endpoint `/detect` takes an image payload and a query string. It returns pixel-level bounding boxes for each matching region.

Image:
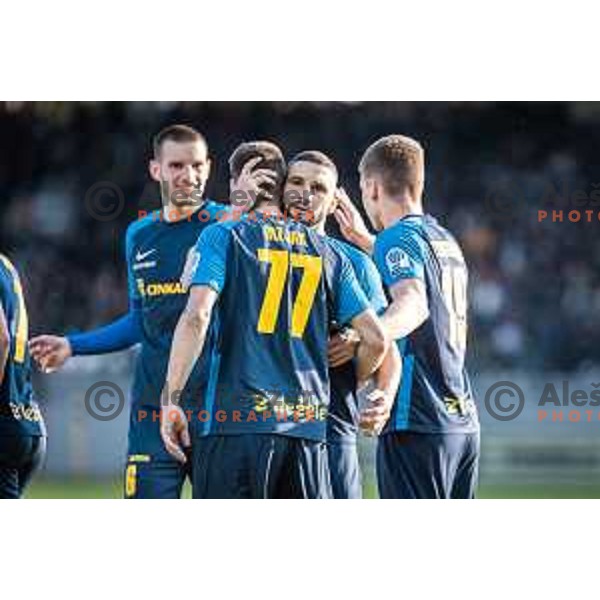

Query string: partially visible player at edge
[161,141,397,498]
[0,254,47,498]
[335,134,480,499]
[282,150,395,498]
[29,124,232,499]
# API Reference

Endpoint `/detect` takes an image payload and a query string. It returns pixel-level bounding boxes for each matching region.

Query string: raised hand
[333,187,375,253]
[231,156,278,208]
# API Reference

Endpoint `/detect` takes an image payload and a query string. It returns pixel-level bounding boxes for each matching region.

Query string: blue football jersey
[190,214,370,442]
[373,214,479,434]
[326,238,388,441]
[0,255,45,437]
[125,202,227,419]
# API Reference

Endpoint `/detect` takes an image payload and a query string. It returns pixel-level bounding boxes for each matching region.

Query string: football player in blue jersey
[335,134,480,499]
[29,124,231,499]
[0,254,47,498]
[282,150,396,498]
[160,141,397,498]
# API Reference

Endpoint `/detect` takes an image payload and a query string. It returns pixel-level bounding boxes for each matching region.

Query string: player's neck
[382,196,423,228]
[162,201,205,223]
[254,200,281,215]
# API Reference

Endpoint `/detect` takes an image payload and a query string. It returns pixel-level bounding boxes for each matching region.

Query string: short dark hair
[152,124,208,157]
[228,141,286,182]
[228,141,286,206]
[359,135,424,196]
[289,150,338,183]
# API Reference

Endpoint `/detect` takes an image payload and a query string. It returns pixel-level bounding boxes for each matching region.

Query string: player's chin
[287,204,314,224]
[172,194,201,208]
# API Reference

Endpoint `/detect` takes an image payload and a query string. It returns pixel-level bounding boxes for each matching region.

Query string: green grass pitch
[24,477,600,499]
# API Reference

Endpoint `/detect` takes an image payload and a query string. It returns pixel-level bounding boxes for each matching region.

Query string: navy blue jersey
[190,214,370,442]
[125,202,227,414]
[373,214,479,434]
[0,255,45,437]
[327,238,387,440]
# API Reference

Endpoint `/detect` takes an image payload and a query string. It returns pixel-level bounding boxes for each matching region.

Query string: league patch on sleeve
[385,246,415,279]
[180,247,201,291]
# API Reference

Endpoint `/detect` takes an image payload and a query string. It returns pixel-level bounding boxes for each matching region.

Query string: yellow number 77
[257,249,323,338]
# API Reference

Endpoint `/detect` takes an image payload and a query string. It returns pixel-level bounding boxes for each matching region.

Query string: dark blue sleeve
[67,308,142,355]
[349,249,388,316]
[331,249,371,326]
[67,222,143,355]
[190,223,232,294]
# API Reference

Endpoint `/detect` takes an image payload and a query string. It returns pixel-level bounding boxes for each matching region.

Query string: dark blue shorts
[327,439,362,499]
[124,449,191,499]
[192,434,331,499]
[124,405,194,499]
[0,435,46,499]
[377,431,480,499]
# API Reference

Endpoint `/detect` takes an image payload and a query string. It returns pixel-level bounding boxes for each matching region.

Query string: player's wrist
[351,231,375,254]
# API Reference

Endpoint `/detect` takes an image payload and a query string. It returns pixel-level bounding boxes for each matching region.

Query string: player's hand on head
[328,327,359,368]
[28,335,72,373]
[160,403,190,463]
[358,387,392,437]
[231,156,278,206]
[333,188,374,252]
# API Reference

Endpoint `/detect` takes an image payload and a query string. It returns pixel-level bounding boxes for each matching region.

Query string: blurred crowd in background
[1,101,599,372]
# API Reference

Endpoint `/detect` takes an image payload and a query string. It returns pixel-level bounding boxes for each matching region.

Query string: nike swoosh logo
[136,249,156,261]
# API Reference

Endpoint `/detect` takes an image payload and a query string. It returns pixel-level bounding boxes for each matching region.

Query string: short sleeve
[353,252,388,315]
[331,250,370,326]
[373,223,425,287]
[190,223,232,294]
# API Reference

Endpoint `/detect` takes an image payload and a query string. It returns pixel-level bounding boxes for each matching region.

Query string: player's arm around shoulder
[329,244,389,383]
[160,222,231,463]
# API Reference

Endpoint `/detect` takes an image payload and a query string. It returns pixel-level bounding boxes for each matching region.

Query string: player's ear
[149,159,162,183]
[327,192,339,216]
[371,178,381,203]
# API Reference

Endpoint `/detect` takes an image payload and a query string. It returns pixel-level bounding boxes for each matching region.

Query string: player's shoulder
[0,253,15,273]
[197,217,237,246]
[381,214,425,240]
[203,199,232,220]
[375,215,431,257]
[0,254,17,299]
[126,212,156,243]
[328,237,372,264]
[0,253,18,281]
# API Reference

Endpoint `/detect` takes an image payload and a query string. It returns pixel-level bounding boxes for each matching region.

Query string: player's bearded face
[151,140,211,207]
[283,161,337,227]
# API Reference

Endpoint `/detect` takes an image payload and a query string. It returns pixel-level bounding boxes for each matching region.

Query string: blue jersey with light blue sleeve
[121,202,228,458]
[373,214,479,434]
[327,238,387,440]
[191,214,370,442]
